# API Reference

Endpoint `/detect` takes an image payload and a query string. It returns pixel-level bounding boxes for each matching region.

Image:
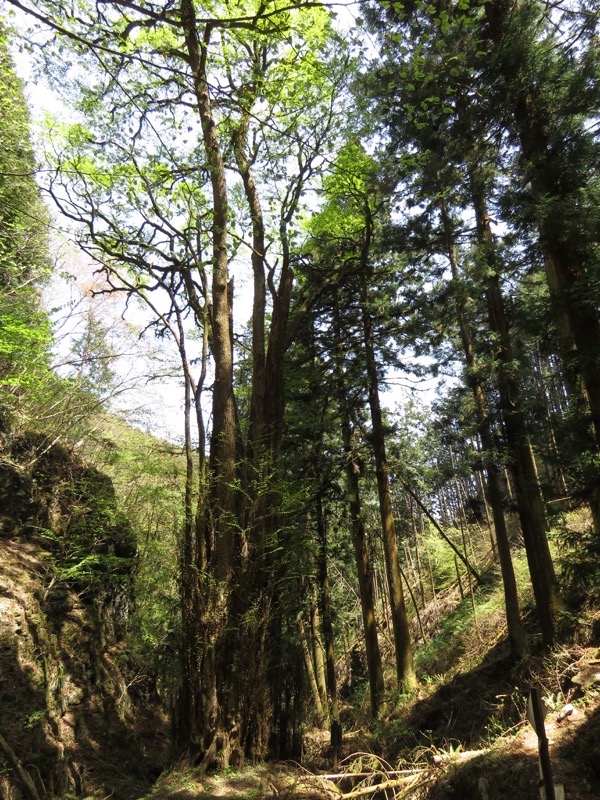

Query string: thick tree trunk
[230,65,284,763]
[181,0,239,763]
[232,105,267,461]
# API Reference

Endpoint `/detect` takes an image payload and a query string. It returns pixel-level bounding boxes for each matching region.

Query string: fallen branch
[322,769,421,781]
[342,771,432,799]
[268,773,342,799]
[401,484,483,585]
[432,749,485,766]
[270,765,433,800]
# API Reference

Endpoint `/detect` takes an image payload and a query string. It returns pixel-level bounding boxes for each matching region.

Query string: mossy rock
[65,466,136,559]
[4,435,136,592]
[0,459,44,535]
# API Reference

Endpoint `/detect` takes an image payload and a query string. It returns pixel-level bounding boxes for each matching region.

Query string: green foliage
[86,417,184,660]
[0,29,50,285]
[558,522,600,603]
[68,311,119,396]
[420,525,461,590]
[0,26,52,408]
[36,464,136,593]
[416,547,532,682]
[5,0,600,765]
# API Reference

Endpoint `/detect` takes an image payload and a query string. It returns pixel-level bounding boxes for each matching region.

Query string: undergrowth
[414,548,532,681]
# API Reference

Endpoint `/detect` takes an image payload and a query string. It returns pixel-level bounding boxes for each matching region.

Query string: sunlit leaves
[308,140,378,241]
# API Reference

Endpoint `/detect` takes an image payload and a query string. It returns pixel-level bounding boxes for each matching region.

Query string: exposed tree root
[0,731,43,800]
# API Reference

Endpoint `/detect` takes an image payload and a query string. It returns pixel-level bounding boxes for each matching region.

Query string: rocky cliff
[0,433,169,800]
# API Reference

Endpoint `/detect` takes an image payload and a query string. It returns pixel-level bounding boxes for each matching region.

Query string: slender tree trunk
[425,536,436,599]
[316,495,342,764]
[472,439,497,560]
[333,294,385,715]
[180,368,201,743]
[455,557,464,600]
[298,614,327,725]
[469,173,561,646]
[410,499,427,606]
[359,205,417,693]
[531,347,570,499]
[403,483,483,584]
[439,199,527,658]
[309,595,328,711]
[343,422,386,712]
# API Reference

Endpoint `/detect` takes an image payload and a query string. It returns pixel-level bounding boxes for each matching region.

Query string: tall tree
[13,0,351,763]
[439,200,527,658]
[307,142,417,692]
[468,165,560,644]
[482,0,600,446]
[359,0,587,645]
[332,291,386,715]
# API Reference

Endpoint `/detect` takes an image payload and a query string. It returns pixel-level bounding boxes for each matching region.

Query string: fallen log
[432,749,485,766]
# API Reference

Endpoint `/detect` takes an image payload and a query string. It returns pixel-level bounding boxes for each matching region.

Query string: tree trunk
[439,199,527,659]
[342,420,386,712]
[181,0,239,763]
[360,205,417,693]
[316,494,342,764]
[179,368,201,743]
[298,614,327,726]
[333,294,385,715]
[410,499,427,606]
[531,347,570,499]
[309,594,328,712]
[469,173,561,646]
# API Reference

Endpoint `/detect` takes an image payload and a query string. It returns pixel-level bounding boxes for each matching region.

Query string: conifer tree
[0,25,52,412]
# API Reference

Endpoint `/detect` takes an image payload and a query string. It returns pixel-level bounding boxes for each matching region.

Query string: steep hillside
[0,433,170,800]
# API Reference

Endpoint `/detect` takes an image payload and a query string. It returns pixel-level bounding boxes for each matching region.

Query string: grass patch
[415,548,533,681]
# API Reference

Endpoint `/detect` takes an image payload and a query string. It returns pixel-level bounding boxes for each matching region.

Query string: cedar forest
[0,0,599,798]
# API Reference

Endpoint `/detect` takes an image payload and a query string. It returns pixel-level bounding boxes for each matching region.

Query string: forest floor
[140,647,600,800]
[140,577,600,800]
